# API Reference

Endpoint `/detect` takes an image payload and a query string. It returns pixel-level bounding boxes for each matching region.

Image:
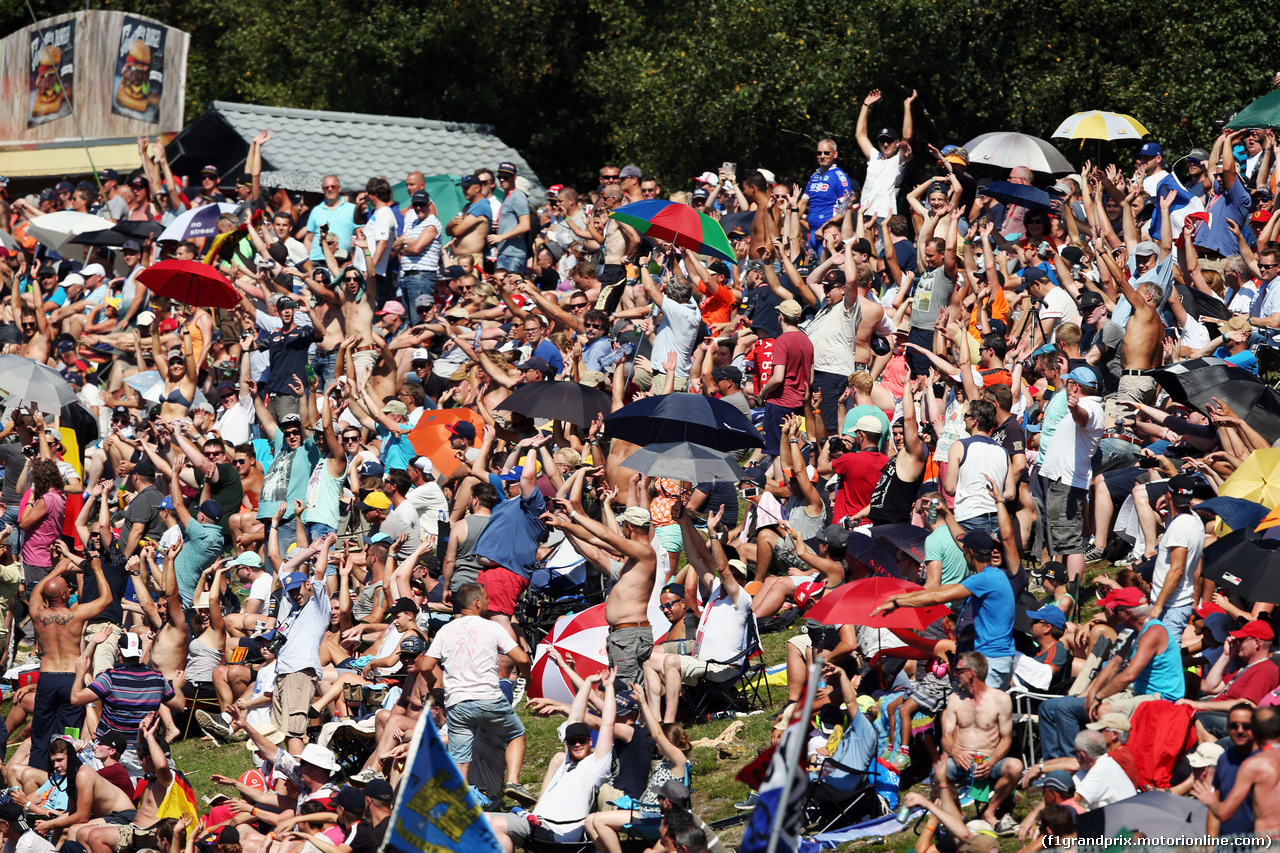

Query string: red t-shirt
[831,450,888,522]
[748,339,775,395]
[1222,659,1280,704]
[767,330,814,408]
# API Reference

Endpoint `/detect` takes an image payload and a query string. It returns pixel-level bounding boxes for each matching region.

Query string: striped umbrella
[1052,111,1149,142]
[609,200,736,263]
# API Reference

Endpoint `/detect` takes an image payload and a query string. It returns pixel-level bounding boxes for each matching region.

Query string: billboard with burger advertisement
[111,17,165,123]
[27,19,74,127]
[0,11,187,145]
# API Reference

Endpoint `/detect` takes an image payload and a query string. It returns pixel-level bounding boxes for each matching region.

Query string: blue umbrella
[604,394,763,452]
[979,181,1055,213]
[1195,496,1271,532]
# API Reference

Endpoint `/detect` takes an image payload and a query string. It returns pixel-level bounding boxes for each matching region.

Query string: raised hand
[864,89,882,107]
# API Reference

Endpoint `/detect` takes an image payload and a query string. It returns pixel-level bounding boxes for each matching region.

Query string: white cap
[119,632,143,660]
[62,273,85,288]
[413,457,435,477]
[137,310,156,326]
[299,743,338,772]
[81,263,106,278]
[948,366,986,388]
[411,348,430,363]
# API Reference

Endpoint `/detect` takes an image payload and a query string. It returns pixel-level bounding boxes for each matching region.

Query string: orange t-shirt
[968,286,1009,337]
[697,281,738,326]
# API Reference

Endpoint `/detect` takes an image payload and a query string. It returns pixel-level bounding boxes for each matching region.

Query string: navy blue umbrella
[604,394,763,452]
[1194,496,1271,533]
[979,181,1055,214]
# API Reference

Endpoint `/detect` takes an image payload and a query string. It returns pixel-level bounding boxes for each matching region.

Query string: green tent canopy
[389,174,505,224]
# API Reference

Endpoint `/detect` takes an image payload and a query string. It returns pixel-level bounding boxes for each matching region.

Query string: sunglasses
[219,393,236,400]
[282,429,302,437]
[584,322,604,329]
[343,275,361,282]
[568,302,588,310]
[565,737,592,746]
[234,458,250,465]
[1230,722,1251,730]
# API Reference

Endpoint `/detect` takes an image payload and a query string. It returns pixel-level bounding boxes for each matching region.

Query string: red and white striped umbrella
[527,604,611,701]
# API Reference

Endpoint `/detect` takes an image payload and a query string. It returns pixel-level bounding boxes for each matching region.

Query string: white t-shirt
[1073,753,1137,810]
[425,614,515,704]
[365,205,399,276]
[215,394,256,447]
[1039,396,1104,489]
[1040,286,1081,338]
[862,151,903,221]
[248,572,274,609]
[406,481,450,538]
[1152,512,1205,611]
[803,296,862,375]
[695,582,751,662]
[649,297,703,380]
[533,751,612,841]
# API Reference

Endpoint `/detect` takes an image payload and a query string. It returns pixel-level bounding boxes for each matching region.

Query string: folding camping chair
[682,614,772,719]
[804,711,885,833]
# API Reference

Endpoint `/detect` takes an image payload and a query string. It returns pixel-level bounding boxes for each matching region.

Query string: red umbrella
[136,260,240,309]
[806,577,951,630]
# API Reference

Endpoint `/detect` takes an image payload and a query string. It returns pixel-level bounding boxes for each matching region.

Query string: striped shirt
[401,211,442,272]
[88,664,175,736]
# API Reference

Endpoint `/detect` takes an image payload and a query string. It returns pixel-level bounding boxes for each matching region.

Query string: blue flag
[379,711,505,853]
[1147,174,1204,242]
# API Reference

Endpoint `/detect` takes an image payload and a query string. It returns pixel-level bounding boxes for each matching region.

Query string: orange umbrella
[408,407,485,479]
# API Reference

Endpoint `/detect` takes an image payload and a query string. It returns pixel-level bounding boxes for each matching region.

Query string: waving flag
[1146,174,1205,243]
[738,716,810,853]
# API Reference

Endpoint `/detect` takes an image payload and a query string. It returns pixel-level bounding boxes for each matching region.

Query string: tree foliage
[4,0,1278,187]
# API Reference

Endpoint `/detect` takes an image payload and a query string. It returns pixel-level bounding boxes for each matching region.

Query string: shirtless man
[447,176,492,260]
[16,736,134,845]
[319,237,378,384]
[133,543,190,740]
[16,554,111,781]
[567,186,639,312]
[545,485,658,686]
[740,172,778,259]
[1196,705,1280,837]
[8,266,51,363]
[941,651,1023,831]
[80,714,178,853]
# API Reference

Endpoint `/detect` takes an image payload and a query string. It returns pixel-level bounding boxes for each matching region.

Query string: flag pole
[765,655,823,853]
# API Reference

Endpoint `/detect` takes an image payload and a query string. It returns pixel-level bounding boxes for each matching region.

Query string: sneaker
[1082,546,1106,563]
[1114,552,1142,567]
[890,746,911,770]
[993,814,1019,836]
[511,677,527,706]
[734,791,760,810]
[349,767,385,784]
[196,710,231,741]
[504,783,537,807]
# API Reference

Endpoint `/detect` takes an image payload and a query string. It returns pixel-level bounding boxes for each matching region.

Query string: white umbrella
[962,131,1074,174]
[25,211,115,253]
[157,203,239,244]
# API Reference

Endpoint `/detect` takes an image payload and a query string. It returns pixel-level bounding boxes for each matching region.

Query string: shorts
[1105,374,1158,419]
[271,670,318,738]
[115,824,159,853]
[1044,479,1086,555]
[478,567,529,617]
[1106,691,1161,718]
[103,810,138,826]
[676,655,739,685]
[905,328,935,378]
[1102,466,1147,502]
[945,757,1016,786]
[907,674,950,714]
[606,625,653,686]
[490,810,562,846]
[653,523,683,553]
[446,698,525,765]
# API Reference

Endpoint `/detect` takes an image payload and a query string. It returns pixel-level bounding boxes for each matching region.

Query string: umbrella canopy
[25,211,115,253]
[1148,358,1280,445]
[962,131,1074,174]
[604,394,763,452]
[620,442,743,484]
[979,181,1055,214]
[843,533,902,578]
[718,211,754,238]
[67,228,133,248]
[124,370,166,403]
[259,170,324,193]
[0,355,80,415]
[1226,90,1280,131]
[407,407,485,479]
[157,203,240,243]
[1052,110,1150,141]
[1075,791,1207,841]
[494,380,611,428]
[609,200,736,264]
[1202,532,1280,603]
[527,603,612,702]
[869,523,928,564]
[1220,448,1280,509]
[806,577,950,630]
[112,219,165,241]
[1194,496,1271,532]
[137,260,241,309]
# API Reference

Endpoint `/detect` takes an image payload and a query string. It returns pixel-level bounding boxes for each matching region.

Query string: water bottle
[510,806,541,826]
[705,711,735,722]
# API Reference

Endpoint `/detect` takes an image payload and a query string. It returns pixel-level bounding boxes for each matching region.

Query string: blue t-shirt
[582,337,614,373]
[534,339,565,373]
[174,519,227,606]
[305,200,358,261]
[471,490,547,581]
[804,165,857,231]
[959,565,1016,658]
[497,189,531,260]
[377,424,414,471]
[257,432,321,521]
[1194,179,1253,258]
[1213,746,1256,836]
[1216,346,1259,375]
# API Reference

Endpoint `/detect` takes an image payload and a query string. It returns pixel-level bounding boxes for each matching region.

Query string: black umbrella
[620,442,743,483]
[978,180,1055,213]
[1075,790,1207,840]
[869,523,927,564]
[1202,531,1280,604]
[604,394,763,452]
[67,228,133,247]
[844,533,902,578]
[112,220,165,241]
[494,380,611,428]
[718,211,754,238]
[1148,357,1280,444]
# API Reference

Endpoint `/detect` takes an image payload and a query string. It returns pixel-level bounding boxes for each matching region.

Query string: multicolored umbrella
[157,202,239,243]
[1052,111,1150,142]
[527,603,611,703]
[609,200,736,263]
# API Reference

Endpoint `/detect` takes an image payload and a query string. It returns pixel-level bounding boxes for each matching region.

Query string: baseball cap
[496,162,518,177]
[960,529,997,555]
[1078,291,1105,312]
[1188,147,1210,162]
[158,496,175,511]
[410,190,431,206]
[201,165,220,177]
[620,165,642,179]
[376,301,405,317]
[1020,266,1048,284]
[1138,142,1164,158]
[364,532,392,547]
[362,492,391,511]
[81,263,106,278]
[821,523,851,551]
[399,634,426,656]
[1195,601,1226,619]
[546,184,564,198]
[99,729,129,754]
[1065,367,1099,388]
[620,507,651,527]
[776,299,803,320]
[1186,742,1225,769]
[226,552,264,569]
[0,802,29,832]
[412,457,435,478]
[657,780,691,808]
[282,572,309,591]
[160,318,180,334]
[1133,240,1158,257]
[458,175,481,189]
[336,785,366,813]
[280,413,303,428]
[876,127,899,141]
[1167,473,1198,507]
[129,174,148,188]
[708,260,730,276]
[1231,620,1275,641]
[941,145,969,166]
[99,168,119,182]
[1253,210,1274,224]
[853,415,884,434]
[447,421,477,441]
[1031,343,1059,359]
[197,499,223,521]
[1086,712,1132,732]
[357,460,385,478]
[1027,604,1067,631]
[1099,586,1146,609]
[389,597,420,617]
[563,722,591,742]
[382,400,409,416]
[516,356,551,373]
[56,339,75,352]
[614,690,640,716]
[119,632,144,660]
[122,239,142,253]
[1033,769,1076,793]
[364,778,395,801]
[711,366,743,385]
[740,466,767,487]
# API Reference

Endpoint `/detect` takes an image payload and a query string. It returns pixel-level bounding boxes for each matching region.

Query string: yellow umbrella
[1052,111,1150,141]
[1220,448,1280,509]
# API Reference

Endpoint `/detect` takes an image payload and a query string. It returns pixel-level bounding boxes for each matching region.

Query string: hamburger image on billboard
[111,16,165,123]
[27,19,75,127]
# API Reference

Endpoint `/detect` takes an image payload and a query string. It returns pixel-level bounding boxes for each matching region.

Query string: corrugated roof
[208,101,542,196]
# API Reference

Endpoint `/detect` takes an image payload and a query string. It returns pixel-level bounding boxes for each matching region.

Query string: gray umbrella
[0,355,79,415]
[1074,790,1207,840]
[259,170,325,193]
[620,441,743,484]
